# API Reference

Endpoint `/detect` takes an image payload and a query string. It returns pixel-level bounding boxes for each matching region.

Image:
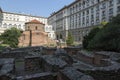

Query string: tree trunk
[29,30,32,46]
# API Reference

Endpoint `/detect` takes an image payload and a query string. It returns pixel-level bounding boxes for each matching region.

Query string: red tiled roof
[25,19,44,24]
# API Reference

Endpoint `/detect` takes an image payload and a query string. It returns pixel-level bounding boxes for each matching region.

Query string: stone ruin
[0,46,120,80]
[58,67,94,80]
[73,51,120,80]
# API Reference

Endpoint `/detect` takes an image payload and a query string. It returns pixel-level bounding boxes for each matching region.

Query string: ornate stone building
[48,0,120,43]
[0,7,47,30]
[19,19,55,47]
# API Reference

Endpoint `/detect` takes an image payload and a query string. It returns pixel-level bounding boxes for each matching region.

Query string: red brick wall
[25,23,44,31]
[75,53,94,64]
[19,23,55,47]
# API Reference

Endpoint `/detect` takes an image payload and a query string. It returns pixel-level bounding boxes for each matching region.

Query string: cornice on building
[48,0,79,18]
[3,11,47,19]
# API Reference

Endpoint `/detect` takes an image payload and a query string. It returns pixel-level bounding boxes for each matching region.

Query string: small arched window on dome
[35,26,38,30]
[23,34,25,40]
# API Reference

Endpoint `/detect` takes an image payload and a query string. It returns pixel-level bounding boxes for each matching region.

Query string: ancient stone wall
[64,48,80,55]
[75,52,94,64]
[83,70,120,80]
[0,51,30,59]
[25,56,41,72]
[42,47,56,55]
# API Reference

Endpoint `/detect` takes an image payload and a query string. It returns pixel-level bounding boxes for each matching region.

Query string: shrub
[82,27,100,49]
[87,14,120,52]
[66,32,74,46]
[0,27,21,48]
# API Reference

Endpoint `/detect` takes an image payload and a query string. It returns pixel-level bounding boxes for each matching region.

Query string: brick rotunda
[19,19,55,47]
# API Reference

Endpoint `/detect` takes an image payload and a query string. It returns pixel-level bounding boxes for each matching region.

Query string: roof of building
[25,19,45,24]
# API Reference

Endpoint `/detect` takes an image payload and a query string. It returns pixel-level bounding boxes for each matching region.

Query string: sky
[0,0,74,17]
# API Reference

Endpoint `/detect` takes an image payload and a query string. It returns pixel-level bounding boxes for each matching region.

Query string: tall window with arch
[14,24,17,28]
[35,26,38,30]
[9,24,12,28]
[3,23,7,28]
[18,25,21,29]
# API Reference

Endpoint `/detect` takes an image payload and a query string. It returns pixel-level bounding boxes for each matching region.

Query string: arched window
[9,24,12,28]
[35,26,38,30]
[49,27,51,31]
[18,25,21,29]
[46,27,48,31]
[3,23,7,28]
[14,24,17,27]
[23,34,25,40]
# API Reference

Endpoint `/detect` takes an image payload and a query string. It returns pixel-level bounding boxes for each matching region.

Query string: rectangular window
[23,35,25,40]
[117,6,120,12]
[117,0,120,4]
